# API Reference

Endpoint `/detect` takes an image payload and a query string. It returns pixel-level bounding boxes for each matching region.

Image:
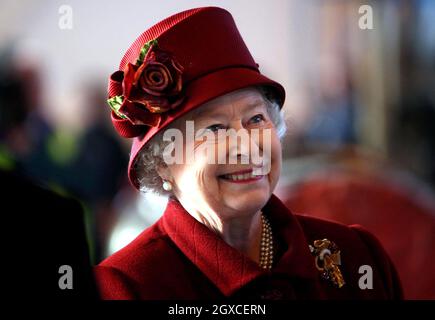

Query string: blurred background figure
[0,47,51,174]
[1,0,434,298]
[0,168,98,299]
[0,46,128,262]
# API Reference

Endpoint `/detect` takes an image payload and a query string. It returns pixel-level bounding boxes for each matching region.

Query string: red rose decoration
[108,40,185,130]
[124,48,184,114]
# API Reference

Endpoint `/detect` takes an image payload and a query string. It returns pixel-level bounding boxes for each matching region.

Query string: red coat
[94,194,403,299]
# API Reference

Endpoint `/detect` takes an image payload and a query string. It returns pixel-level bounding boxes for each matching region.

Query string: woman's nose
[225,121,262,163]
[229,120,246,131]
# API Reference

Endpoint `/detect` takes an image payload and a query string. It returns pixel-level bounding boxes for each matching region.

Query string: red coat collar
[161,194,318,296]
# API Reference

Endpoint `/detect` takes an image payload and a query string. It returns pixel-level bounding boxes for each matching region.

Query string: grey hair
[135,86,287,195]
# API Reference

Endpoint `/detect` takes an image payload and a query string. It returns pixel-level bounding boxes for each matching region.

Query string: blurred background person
[0,46,128,262]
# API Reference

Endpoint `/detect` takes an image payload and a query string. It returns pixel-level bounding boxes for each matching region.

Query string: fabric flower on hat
[107,39,185,133]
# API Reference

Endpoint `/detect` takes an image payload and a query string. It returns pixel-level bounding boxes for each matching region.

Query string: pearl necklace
[259,213,274,270]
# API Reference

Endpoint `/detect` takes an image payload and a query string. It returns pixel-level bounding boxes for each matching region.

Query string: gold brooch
[309,239,345,288]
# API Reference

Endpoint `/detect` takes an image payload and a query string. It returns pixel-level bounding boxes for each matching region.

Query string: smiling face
[158,87,282,225]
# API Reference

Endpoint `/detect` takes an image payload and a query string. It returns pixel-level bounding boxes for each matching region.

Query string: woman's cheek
[269,135,282,188]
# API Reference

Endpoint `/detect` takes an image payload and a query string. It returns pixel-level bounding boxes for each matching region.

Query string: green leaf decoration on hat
[107,95,126,119]
[136,39,158,65]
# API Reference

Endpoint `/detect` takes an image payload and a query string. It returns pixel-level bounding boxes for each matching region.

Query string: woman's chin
[221,189,271,214]
[217,175,271,208]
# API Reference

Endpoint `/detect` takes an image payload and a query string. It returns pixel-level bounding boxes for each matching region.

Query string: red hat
[107,6,285,190]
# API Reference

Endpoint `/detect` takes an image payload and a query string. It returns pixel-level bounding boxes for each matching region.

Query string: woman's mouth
[218,169,264,183]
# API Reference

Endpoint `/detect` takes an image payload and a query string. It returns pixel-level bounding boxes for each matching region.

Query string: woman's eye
[249,114,265,124]
[206,124,225,132]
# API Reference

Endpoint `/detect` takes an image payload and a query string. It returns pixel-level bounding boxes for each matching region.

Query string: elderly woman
[95,7,402,299]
